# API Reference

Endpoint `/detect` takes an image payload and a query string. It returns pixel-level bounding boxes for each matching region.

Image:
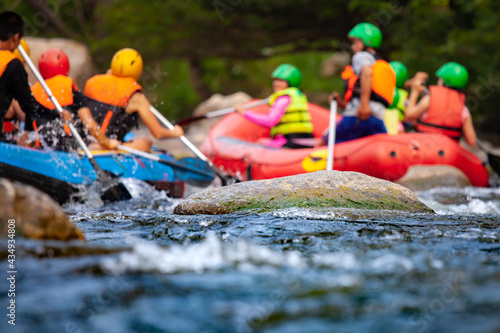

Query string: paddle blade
[175,157,216,187]
[176,115,206,127]
[487,152,500,176]
[100,181,132,202]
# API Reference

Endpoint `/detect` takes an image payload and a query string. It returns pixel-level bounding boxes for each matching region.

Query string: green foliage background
[5,0,500,133]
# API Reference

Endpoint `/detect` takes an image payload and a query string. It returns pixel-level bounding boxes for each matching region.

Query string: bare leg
[120,137,153,152]
[5,100,26,122]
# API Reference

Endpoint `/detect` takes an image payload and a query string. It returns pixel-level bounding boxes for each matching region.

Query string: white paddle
[326,98,337,171]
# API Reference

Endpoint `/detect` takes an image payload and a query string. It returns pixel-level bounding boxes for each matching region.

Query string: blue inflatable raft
[0,142,214,204]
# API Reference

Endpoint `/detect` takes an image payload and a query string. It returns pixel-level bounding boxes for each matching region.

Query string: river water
[1,178,500,333]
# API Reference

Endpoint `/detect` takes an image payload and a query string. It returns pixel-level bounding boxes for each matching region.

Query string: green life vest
[268,87,313,137]
[384,88,408,135]
[393,88,408,117]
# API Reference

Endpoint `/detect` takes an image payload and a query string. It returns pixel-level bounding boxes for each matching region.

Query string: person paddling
[31,48,121,151]
[323,22,396,144]
[2,38,29,140]
[236,64,314,149]
[84,48,184,152]
[405,62,477,147]
[0,11,65,143]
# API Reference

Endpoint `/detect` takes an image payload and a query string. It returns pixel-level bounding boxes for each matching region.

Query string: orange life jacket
[31,75,77,109]
[29,75,78,146]
[341,65,357,104]
[0,50,17,77]
[84,74,142,141]
[84,74,142,107]
[417,85,464,140]
[349,60,396,107]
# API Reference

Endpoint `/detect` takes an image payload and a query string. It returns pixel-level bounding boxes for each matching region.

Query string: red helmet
[39,48,70,79]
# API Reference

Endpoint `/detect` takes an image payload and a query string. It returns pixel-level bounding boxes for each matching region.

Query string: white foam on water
[313,251,418,275]
[417,198,453,214]
[446,198,500,215]
[312,252,360,270]
[417,186,500,215]
[271,207,345,220]
[369,253,414,273]
[120,178,161,199]
[102,233,306,274]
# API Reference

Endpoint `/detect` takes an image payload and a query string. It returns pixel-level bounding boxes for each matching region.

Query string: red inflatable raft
[200,101,489,187]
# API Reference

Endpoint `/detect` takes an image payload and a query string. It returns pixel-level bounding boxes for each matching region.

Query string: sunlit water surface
[1,180,499,333]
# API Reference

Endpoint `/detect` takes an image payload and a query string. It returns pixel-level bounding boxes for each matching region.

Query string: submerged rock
[0,179,84,241]
[174,171,434,215]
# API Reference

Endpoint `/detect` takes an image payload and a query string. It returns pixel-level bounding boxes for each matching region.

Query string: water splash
[102,233,306,274]
[416,186,500,215]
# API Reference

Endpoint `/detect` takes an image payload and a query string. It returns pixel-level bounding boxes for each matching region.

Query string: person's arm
[77,106,120,150]
[237,95,290,128]
[351,51,375,120]
[461,113,477,148]
[6,60,60,120]
[126,92,184,139]
[357,65,372,120]
[329,92,345,109]
[404,72,429,90]
[404,84,429,122]
[5,99,25,121]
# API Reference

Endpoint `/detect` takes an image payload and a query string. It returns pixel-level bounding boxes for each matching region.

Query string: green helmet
[348,22,382,49]
[271,64,302,88]
[389,87,400,109]
[389,61,408,89]
[436,62,468,89]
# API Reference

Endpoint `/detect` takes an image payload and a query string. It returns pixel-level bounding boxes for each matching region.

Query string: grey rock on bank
[174,171,434,215]
[0,179,84,241]
[396,165,471,192]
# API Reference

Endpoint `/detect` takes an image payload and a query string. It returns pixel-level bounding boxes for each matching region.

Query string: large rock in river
[174,171,434,215]
[0,179,84,241]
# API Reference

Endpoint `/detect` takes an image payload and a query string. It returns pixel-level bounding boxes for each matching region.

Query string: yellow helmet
[13,38,30,65]
[110,48,143,80]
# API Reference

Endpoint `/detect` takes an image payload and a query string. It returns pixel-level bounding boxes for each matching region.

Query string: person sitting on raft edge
[83,48,184,152]
[322,22,396,144]
[235,63,314,149]
[384,61,409,135]
[0,10,69,144]
[30,48,121,152]
[404,62,477,147]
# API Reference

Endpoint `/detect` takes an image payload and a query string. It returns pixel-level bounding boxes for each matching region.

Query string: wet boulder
[396,165,471,191]
[0,179,84,241]
[173,171,434,215]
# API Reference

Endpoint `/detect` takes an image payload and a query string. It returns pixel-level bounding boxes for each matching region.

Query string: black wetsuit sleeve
[5,59,60,120]
[71,90,86,113]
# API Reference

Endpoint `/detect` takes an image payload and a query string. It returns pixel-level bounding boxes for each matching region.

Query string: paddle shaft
[176,98,269,126]
[326,99,337,171]
[18,45,111,182]
[118,145,214,177]
[477,139,500,176]
[149,105,231,183]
